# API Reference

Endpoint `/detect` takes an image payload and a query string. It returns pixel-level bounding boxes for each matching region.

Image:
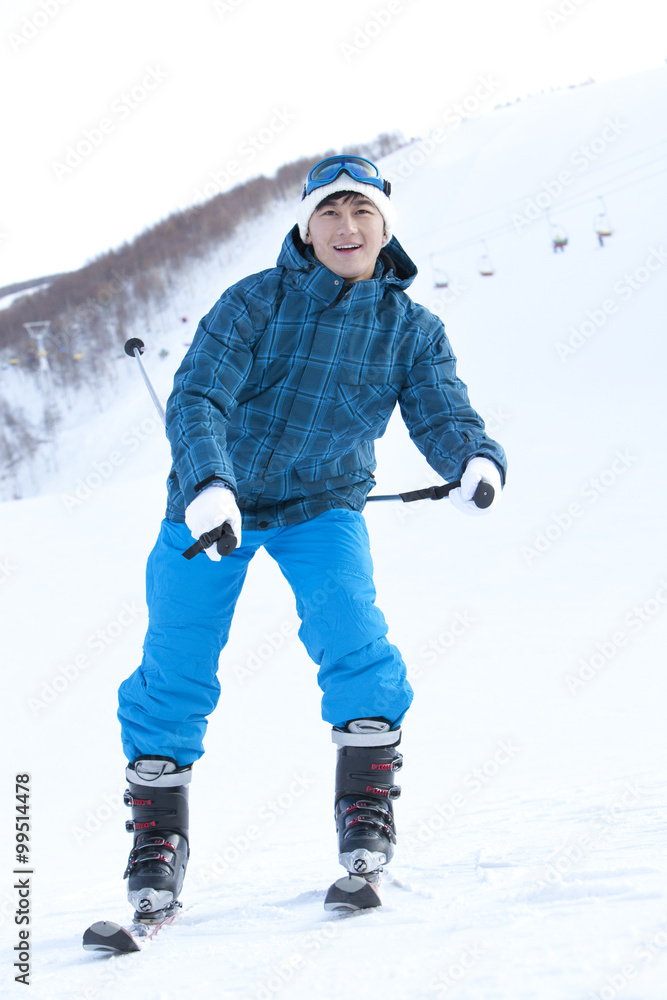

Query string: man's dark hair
[314,191,374,210]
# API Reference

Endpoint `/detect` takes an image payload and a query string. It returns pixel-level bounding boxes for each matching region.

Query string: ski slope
[2,67,667,1000]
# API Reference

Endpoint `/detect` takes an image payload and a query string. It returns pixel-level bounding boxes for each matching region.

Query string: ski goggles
[302,155,391,200]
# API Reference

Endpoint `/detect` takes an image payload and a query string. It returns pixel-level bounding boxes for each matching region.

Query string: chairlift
[595,212,613,246]
[429,253,450,288]
[594,197,614,246]
[547,212,568,253]
[551,229,569,253]
[477,242,495,276]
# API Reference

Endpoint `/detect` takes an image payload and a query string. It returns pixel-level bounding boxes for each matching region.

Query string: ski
[82,902,181,954]
[324,873,383,913]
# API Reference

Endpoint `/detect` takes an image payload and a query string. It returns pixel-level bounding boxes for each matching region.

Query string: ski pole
[124,338,166,425]
[123,338,238,557]
[367,480,494,508]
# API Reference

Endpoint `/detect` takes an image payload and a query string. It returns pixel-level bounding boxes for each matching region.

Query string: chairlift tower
[23,321,52,376]
[23,320,59,472]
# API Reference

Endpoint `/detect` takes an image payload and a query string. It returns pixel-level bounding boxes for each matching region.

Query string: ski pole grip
[473,481,495,509]
[182,522,237,560]
[216,524,237,557]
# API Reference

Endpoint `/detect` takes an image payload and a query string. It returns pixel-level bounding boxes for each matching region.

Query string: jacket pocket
[332,379,398,435]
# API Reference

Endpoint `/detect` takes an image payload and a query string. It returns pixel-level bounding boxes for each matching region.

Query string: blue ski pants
[118,510,413,765]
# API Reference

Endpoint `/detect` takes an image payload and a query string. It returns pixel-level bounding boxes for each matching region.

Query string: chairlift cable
[405,138,667,250]
[421,159,667,260]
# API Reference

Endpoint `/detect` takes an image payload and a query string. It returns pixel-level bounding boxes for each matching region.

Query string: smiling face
[305,193,389,282]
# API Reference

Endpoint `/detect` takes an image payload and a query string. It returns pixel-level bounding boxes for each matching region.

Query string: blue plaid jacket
[165,227,506,530]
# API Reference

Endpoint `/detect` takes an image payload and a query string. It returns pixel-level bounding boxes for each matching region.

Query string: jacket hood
[277,225,418,291]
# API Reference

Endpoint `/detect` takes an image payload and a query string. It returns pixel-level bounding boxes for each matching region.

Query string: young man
[117,154,506,915]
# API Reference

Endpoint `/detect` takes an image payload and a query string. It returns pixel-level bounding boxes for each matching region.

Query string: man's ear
[381,230,390,245]
[305,231,312,244]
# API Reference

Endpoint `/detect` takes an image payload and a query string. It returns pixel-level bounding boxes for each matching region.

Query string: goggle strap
[302,156,390,201]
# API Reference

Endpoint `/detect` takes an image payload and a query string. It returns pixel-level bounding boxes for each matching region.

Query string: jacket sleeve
[397,315,507,484]
[165,284,255,506]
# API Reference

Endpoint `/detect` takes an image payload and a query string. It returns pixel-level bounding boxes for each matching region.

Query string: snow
[0,282,52,312]
[2,68,667,999]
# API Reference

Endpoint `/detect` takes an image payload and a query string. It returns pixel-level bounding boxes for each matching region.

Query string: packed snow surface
[2,68,667,999]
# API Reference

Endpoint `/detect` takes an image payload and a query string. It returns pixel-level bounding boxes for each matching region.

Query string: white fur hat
[297,175,396,243]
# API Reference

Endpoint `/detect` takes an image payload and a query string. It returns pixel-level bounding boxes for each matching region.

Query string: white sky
[1,0,665,286]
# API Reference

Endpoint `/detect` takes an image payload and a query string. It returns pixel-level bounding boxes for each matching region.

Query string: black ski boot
[324,719,402,912]
[123,756,191,920]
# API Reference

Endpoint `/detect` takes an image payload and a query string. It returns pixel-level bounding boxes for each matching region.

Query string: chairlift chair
[595,211,613,246]
[548,218,569,253]
[430,253,450,288]
[478,246,495,276]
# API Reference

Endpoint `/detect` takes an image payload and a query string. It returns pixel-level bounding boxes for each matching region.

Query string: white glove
[184,483,242,560]
[449,457,503,517]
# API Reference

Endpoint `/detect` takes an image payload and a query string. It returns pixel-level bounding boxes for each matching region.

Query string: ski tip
[82,920,141,954]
